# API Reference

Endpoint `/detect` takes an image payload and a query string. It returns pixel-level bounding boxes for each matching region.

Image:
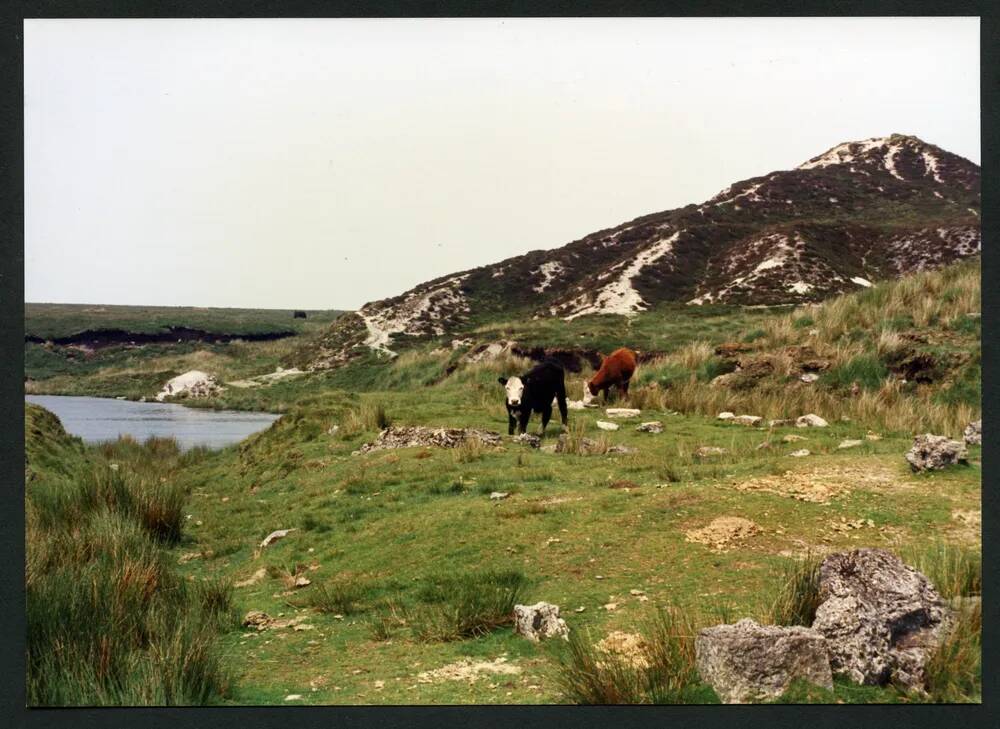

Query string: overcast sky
[25,17,980,310]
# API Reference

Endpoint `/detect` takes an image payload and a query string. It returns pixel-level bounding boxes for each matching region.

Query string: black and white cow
[498,360,569,436]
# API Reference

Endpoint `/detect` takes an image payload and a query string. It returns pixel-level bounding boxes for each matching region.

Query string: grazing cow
[583,347,638,405]
[293,310,307,319]
[498,360,569,436]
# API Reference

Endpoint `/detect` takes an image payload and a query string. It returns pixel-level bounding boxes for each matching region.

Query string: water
[25,395,281,451]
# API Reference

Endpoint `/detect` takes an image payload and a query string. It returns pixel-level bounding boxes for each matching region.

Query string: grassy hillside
[23,261,981,704]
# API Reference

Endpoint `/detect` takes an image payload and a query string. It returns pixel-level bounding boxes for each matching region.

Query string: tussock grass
[903,542,981,599]
[765,555,822,626]
[376,569,528,642]
[25,405,232,706]
[304,577,375,615]
[922,600,981,702]
[554,608,712,704]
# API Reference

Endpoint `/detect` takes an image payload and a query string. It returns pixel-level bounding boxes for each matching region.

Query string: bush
[405,569,528,641]
[821,354,889,391]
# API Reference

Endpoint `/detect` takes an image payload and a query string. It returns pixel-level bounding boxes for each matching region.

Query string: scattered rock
[811,548,953,691]
[327,425,340,436]
[695,446,728,458]
[284,694,303,702]
[789,449,811,457]
[768,419,794,427]
[732,464,894,504]
[905,434,968,472]
[595,631,651,670]
[796,414,829,428]
[489,491,510,501]
[416,657,521,684]
[800,373,820,383]
[963,420,981,446]
[155,370,223,402]
[636,421,664,433]
[782,434,807,443]
[565,399,587,410]
[605,408,641,418]
[602,602,619,611]
[513,433,541,448]
[685,517,761,552]
[829,517,875,533]
[755,441,772,450]
[294,576,311,588]
[260,529,295,549]
[596,420,620,431]
[865,431,882,441]
[607,444,637,455]
[357,426,503,454]
[695,619,833,703]
[837,439,864,450]
[732,415,763,427]
[243,611,272,630]
[513,602,570,642]
[717,412,736,421]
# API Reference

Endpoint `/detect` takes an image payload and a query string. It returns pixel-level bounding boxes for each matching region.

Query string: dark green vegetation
[23,260,980,705]
[25,405,236,706]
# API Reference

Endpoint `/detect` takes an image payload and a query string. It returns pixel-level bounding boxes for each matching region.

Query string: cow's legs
[518,410,531,435]
[507,411,517,436]
[539,404,552,436]
[555,383,569,429]
[620,378,631,400]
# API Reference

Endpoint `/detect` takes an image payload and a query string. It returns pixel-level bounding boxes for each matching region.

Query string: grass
[25,404,234,706]
[22,260,981,706]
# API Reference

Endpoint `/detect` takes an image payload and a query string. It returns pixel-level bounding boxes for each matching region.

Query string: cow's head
[582,381,597,405]
[498,376,526,408]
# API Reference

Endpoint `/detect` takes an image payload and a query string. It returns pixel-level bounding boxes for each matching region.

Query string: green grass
[25,404,235,706]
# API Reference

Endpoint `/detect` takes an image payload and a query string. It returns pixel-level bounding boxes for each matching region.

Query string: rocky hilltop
[308,134,980,367]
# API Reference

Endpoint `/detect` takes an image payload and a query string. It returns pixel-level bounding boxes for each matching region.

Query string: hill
[304,134,980,368]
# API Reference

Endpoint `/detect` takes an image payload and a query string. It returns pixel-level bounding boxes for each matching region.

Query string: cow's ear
[498,377,507,386]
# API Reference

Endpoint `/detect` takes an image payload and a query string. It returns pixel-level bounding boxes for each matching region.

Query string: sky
[24,17,980,311]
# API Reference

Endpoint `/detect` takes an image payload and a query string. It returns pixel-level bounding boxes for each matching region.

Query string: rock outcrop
[696,619,833,703]
[904,434,968,471]
[811,548,952,691]
[155,370,223,401]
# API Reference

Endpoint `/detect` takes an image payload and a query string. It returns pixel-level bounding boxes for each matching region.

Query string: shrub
[407,569,527,641]
[305,577,374,615]
[821,354,889,391]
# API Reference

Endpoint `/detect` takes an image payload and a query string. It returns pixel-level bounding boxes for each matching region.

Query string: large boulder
[811,548,952,691]
[513,602,569,642]
[963,420,981,446]
[796,414,829,428]
[905,434,968,472]
[695,619,833,703]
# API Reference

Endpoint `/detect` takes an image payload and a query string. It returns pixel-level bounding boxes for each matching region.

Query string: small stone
[789,449,811,457]
[574,606,586,613]
[284,694,303,702]
[605,408,641,418]
[865,431,882,441]
[796,414,829,428]
[260,528,296,549]
[513,433,541,448]
[717,412,736,421]
[963,420,981,446]
[782,434,807,443]
[603,602,619,611]
[837,439,864,450]
[636,421,664,433]
[800,373,820,383]
[294,576,311,588]
[695,446,728,457]
[768,419,794,427]
[732,415,763,427]
[629,589,645,596]
[596,421,620,431]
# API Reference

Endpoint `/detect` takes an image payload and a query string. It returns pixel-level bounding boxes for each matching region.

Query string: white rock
[260,528,296,549]
[837,439,864,450]
[596,421,620,431]
[796,414,829,428]
[513,602,569,642]
[636,421,664,433]
[605,408,641,418]
[732,415,763,427]
[789,449,811,457]
[717,412,736,421]
[800,373,820,383]
[155,370,223,402]
[489,491,510,500]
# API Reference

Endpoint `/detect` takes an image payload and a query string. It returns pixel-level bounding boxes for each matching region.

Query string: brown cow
[583,347,637,405]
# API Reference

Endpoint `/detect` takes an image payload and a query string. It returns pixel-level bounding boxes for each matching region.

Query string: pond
[25,395,280,451]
